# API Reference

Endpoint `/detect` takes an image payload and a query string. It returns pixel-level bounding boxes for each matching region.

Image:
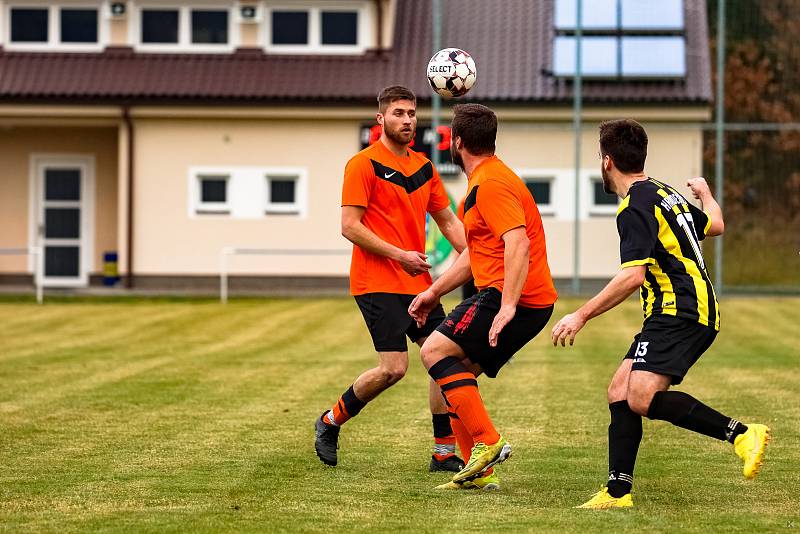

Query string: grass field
[0,296,798,532]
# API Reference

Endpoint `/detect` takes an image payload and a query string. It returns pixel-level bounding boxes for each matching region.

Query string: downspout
[122,105,135,288]
[374,0,383,55]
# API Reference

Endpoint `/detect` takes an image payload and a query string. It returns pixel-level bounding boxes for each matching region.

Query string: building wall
[130,116,703,279]
[0,127,118,274]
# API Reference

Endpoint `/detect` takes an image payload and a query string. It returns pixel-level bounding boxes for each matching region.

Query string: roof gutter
[122,105,135,288]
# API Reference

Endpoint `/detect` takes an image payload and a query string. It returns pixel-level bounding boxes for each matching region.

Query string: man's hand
[488,305,516,347]
[551,312,587,347]
[396,250,432,277]
[408,289,439,327]
[687,177,711,200]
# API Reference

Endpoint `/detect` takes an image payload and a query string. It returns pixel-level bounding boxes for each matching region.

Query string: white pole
[220,247,229,304]
[33,246,43,304]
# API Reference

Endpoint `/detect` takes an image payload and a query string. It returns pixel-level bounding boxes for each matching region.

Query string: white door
[32,156,95,287]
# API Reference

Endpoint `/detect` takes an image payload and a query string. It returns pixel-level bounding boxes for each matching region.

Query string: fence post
[220,247,231,304]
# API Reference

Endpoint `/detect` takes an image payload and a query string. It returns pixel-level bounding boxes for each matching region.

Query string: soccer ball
[426,48,477,99]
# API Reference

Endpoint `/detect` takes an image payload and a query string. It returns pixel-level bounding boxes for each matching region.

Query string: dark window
[201,179,227,203]
[45,246,80,277]
[10,8,48,42]
[321,11,358,45]
[271,11,308,44]
[142,9,179,44]
[45,169,81,201]
[593,180,618,205]
[61,9,98,43]
[192,10,228,44]
[525,180,551,205]
[270,180,296,203]
[45,208,81,239]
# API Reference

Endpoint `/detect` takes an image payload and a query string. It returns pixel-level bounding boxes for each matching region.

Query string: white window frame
[265,169,307,216]
[263,1,369,55]
[587,175,620,216]
[3,2,107,52]
[194,173,231,215]
[131,1,238,53]
[520,174,556,216]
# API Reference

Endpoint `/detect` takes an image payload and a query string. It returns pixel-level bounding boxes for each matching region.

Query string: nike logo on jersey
[370,160,434,194]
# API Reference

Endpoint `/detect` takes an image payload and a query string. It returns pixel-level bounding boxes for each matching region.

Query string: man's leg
[326,350,408,425]
[314,351,407,466]
[604,359,643,499]
[420,331,510,482]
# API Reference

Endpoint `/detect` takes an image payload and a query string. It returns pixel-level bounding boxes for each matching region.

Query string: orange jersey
[342,140,450,295]
[461,155,557,308]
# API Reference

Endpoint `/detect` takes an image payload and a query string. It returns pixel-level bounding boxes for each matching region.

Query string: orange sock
[448,407,474,462]
[328,385,366,426]
[428,357,500,446]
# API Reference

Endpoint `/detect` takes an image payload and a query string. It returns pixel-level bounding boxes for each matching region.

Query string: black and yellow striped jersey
[617,178,720,330]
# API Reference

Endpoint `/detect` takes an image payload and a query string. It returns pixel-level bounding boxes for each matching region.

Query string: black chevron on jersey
[463,185,479,215]
[370,160,434,194]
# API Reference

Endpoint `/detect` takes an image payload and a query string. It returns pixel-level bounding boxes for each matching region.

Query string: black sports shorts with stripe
[354,292,446,352]
[435,287,554,378]
[624,314,717,385]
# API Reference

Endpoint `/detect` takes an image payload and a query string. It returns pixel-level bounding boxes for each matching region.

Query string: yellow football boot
[436,471,500,491]
[576,487,633,509]
[734,423,770,479]
[452,437,512,483]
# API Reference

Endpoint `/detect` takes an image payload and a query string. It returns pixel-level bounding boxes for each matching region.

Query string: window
[60,9,98,43]
[321,11,357,45]
[266,4,366,53]
[553,0,686,78]
[141,9,179,44]
[590,177,619,215]
[524,178,554,215]
[192,10,228,44]
[10,8,48,42]
[196,175,230,214]
[266,175,301,214]
[271,11,308,44]
[136,6,234,51]
[7,6,103,49]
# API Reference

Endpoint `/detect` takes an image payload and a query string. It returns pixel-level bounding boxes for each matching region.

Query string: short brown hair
[599,119,648,173]
[451,103,497,156]
[377,86,416,113]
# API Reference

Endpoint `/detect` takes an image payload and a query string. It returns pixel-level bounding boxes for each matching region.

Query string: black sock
[607,401,642,498]
[647,390,747,443]
[432,413,453,439]
[342,385,367,417]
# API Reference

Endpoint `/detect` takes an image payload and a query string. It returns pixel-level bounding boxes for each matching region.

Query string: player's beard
[451,143,465,172]
[384,122,415,146]
[601,163,615,194]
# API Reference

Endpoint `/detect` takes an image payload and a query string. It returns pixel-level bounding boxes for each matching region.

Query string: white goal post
[219,247,350,303]
[0,247,43,304]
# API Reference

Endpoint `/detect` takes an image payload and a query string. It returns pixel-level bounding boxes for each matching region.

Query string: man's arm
[687,177,724,237]
[551,265,646,346]
[430,207,467,253]
[342,205,431,276]
[488,227,530,347]
[408,248,473,326]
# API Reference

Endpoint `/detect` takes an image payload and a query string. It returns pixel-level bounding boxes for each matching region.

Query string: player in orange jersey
[315,86,467,472]
[409,104,557,489]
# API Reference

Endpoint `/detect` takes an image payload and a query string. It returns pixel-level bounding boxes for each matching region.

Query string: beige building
[0,0,711,291]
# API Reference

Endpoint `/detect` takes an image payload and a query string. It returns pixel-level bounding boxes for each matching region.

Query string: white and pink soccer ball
[426,48,477,99]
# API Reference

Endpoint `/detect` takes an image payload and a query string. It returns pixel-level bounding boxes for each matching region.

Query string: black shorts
[436,287,554,378]
[624,314,717,385]
[354,292,446,352]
